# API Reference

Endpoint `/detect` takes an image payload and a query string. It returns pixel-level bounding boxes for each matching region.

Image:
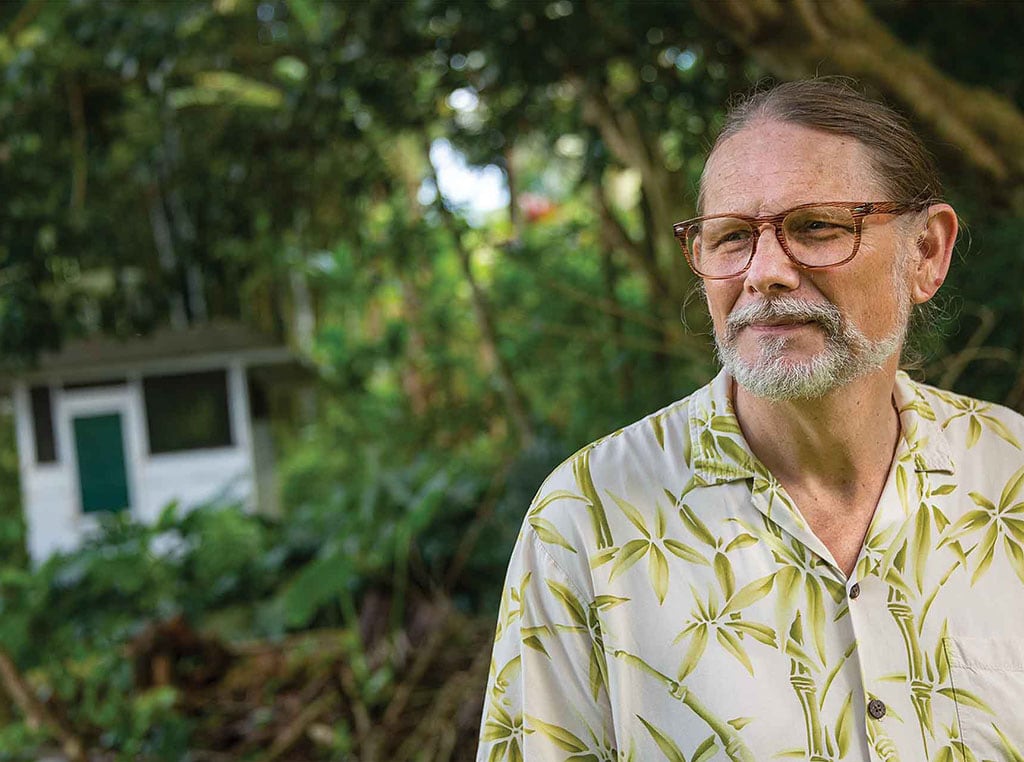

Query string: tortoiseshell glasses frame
[672,201,926,280]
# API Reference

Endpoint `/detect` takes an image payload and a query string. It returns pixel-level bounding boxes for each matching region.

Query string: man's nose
[743,225,801,295]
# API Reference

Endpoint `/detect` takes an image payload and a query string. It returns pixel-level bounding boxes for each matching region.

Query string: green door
[73,413,130,513]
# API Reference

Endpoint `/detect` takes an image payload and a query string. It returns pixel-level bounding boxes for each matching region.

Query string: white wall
[13,361,259,563]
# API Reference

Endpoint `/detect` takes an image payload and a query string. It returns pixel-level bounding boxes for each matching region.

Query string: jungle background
[0,0,1023,759]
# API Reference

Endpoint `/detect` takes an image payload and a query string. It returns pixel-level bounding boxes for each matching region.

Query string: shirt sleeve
[477,527,616,761]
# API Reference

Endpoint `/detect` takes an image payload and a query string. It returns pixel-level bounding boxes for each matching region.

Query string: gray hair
[698,79,944,213]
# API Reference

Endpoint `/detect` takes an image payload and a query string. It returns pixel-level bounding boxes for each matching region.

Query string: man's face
[699,120,917,401]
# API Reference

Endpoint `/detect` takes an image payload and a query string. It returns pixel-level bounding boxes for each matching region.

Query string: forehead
[701,120,886,215]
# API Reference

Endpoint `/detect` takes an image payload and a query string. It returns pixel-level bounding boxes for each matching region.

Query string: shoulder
[515,382,710,595]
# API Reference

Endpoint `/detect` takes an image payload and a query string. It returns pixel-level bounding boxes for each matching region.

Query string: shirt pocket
[943,636,1024,758]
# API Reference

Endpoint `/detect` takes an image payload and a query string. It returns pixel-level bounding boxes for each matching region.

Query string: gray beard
[715,295,908,401]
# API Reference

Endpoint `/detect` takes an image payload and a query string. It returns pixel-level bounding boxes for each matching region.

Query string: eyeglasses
[672,201,925,280]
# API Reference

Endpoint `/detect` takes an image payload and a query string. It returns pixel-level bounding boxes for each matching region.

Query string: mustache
[725,296,843,341]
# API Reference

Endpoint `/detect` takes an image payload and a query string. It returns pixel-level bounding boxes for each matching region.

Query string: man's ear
[910,203,957,305]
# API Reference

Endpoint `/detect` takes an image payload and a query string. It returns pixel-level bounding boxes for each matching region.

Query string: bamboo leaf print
[970,523,999,585]
[724,533,759,553]
[529,517,578,553]
[805,576,827,665]
[609,492,651,539]
[664,539,710,566]
[716,627,755,675]
[979,413,1023,449]
[714,552,736,601]
[528,716,588,753]
[722,573,776,616]
[1004,536,1024,585]
[710,415,743,435]
[692,734,720,762]
[609,539,650,581]
[913,505,931,592]
[573,450,614,548]
[593,594,631,610]
[546,580,588,627]
[727,717,753,731]
[649,545,670,604]
[967,416,982,448]
[530,489,590,517]
[676,623,709,681]
[993,724,1024,762]
[835,692,853,759]
[650,414,666,450]
[999,464,1024,510]
[679,503,717,547]
[637,715,688,762]
[935,686,994,713]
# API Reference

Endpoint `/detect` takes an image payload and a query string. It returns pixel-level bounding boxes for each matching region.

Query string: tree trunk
[695,0,1024,195]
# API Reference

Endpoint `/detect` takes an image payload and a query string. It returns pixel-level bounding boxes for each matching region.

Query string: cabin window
[30,386,57,464]
[143,370,233,453]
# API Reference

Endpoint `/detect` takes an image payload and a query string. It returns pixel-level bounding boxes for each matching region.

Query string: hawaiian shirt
[477,369,1024,762]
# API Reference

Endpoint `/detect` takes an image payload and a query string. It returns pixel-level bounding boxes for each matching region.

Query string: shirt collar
[690,368,955,487]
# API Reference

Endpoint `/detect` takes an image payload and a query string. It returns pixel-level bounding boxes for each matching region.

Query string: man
[477,80,1024,762]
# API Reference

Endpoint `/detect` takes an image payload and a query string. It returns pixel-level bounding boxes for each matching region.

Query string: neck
[731,362,902,496]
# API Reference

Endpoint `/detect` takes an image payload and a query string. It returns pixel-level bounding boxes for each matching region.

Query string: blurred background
[0,0,1022,759]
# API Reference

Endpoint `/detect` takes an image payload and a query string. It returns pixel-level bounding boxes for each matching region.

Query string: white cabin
[1,321,310,563]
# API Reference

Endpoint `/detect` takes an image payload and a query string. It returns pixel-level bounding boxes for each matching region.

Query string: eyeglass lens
[687,205,858,277]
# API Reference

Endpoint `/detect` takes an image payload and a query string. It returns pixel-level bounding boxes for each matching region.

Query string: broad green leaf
[714,552,736,601]
[993,724,1024,762]
[546,580,588,627]
[716,627,754,675]
[487,739,509,762]
[1004,537,1024,586]
[772,748,808,758]
[692,734,719,762]
[483,720,513,741]
[650,414,666,450]
[649,545,669,604]
[609,539,650,582]
[590,546,619,568]
[722,573,776,616]
[1000,465,1024,511]
[531,489,589,516]
[594,594,631,610]
[835,691,853,758]
[936,686,994,713]
[717,436,755,471]
[529,517,578,553]
[724,533,759,553]
[968,492,997,511]
[710,415,742,434]
[896,465,910,514]
[967,416,983,448]
[574,452,613,548]
[806,576,827,665]
[528,716,588,753]
[913,505,931,592]
[970,524,999,586]
[588,644,609,700]
[676,623,708,681]
[730,620,777,647]
[636,715,687,762]
[664,539,710,566]
[522,634,549,657]
[935,623,950,686]
[608,491,651,539]
[979,414,1023,449]
[679,503,717,547]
